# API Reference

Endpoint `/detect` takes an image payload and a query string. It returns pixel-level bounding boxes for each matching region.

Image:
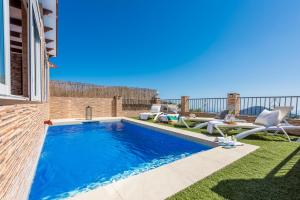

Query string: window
[0,0,5,84]
[0,0,10,95]
[43,58,49,102]
[30,7,42,101]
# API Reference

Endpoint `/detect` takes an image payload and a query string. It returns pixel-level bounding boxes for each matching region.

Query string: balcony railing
[162,96,300,119]
[161,99,181,105]
[240,96,300,118]
[189,98,227,113]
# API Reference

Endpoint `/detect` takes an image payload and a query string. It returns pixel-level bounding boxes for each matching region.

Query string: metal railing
[135,96,300,119]
[162,98,227,113]
[240,96,300,118]
[163,96,300,119]
[161,99,181,112]
[189,98,227,113]
[161,99,181,105]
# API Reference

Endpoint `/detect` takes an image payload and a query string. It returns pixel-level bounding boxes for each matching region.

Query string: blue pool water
[29,121,211,200]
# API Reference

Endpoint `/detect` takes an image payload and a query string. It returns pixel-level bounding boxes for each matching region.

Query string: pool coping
[50,117,259,200]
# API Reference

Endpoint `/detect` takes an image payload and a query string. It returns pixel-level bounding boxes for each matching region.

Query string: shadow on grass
[212,146,300,200]
[242,133,292,142]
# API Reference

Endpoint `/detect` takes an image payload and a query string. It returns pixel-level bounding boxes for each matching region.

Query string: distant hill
[240,106,267,116]
[240,106,300,118]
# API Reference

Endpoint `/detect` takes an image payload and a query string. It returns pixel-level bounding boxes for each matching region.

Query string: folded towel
[167,115,179,121]
[158,115,169,122]
[215,137,243,147]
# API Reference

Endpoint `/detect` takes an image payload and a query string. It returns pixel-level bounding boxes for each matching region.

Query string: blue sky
[50,0,300,98]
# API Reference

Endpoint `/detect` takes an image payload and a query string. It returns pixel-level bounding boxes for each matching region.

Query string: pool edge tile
[68,184,123,200]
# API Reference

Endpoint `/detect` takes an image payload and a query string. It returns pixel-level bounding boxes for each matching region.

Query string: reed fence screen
[50,81,158,111]
[50,81,157,99]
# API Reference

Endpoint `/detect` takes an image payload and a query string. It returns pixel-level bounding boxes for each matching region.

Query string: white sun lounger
[208,107,299,142]
[178,116,216,129]
[235,106,298,142]
[178,110,229,129]
[139,104,162,120]
[235,124,300,142]
[193,118,246,129]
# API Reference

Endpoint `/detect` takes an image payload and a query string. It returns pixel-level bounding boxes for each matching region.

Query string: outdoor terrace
[132,117,300,200]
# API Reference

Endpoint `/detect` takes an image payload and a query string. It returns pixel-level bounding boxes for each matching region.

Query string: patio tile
[168,153,225,183]
[111,165,193,200]
[68,185,122,200]
[197,145,258,165]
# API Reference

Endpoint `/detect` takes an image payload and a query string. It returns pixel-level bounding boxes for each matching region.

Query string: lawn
[133,118,300,200]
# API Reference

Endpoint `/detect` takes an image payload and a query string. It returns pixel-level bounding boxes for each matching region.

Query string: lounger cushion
[273,107,293,122]
[167,104,179,114]
[216,110,229,119]
[150,105,161,113]
[255,109,280,127]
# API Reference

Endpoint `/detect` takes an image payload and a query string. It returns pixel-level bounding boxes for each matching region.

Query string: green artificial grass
[169,135,300,200]
[132,117,300,200]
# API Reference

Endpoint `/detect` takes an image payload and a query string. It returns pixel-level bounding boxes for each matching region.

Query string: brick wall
[10,53,23,96]
[123,110,149,118]
[0,103,49,200]
[227,93,240,115]
[181,96,189,115]
[49,96,150,119]
[112,96,123,117]
[50,96,118,119]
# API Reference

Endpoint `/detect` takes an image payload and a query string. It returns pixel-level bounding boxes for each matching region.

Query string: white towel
[139,113,151,120]
[215,137,243,146]
[158,115,169,122]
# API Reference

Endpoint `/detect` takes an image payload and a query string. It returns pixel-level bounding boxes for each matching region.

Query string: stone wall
[49,96,123,119]
[0,103,49,200]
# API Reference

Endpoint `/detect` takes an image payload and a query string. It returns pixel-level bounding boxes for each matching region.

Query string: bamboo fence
[50,81,157,100]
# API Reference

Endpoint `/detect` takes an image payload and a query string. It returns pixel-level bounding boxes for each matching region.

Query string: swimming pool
[29,120,212,200]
